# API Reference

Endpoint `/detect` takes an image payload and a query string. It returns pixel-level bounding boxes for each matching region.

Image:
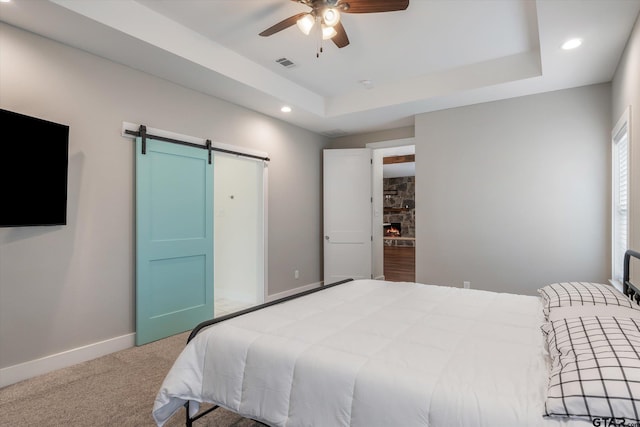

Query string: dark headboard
[623,249,640,304]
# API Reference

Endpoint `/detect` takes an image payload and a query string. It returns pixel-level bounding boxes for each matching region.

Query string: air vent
[276,57,296,69]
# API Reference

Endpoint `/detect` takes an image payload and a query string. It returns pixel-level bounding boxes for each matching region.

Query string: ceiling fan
[259,0,409,54]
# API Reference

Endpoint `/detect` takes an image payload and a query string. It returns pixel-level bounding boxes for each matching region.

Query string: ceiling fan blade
[259,12,308,37]
[331,21,350,48]
[340,0,409,13]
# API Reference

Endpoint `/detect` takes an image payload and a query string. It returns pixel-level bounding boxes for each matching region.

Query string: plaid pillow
[543,316,640,422]
[538,282,638,318]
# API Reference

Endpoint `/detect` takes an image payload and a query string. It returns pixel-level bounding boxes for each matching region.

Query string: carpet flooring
[0,331,262,427]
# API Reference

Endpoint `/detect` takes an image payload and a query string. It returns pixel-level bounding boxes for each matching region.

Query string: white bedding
[153,279,591,426]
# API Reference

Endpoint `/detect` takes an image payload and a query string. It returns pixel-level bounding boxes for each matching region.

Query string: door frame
[123,122,269,328]
[212,142,269,302]
[212,149,269,305]
[366,138,415,280]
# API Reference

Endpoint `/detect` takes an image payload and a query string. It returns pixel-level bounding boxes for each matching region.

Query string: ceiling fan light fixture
[322,24,337,40]
[296,14,315,35]
[260,0,410,51]
[322,8,340,27]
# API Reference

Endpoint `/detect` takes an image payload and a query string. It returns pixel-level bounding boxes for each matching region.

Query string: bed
[153,250,640,427]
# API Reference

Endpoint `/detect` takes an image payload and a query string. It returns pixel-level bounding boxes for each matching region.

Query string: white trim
[611,106,631,283]
[262,162,269,303]
[265,281,323,302]
[0,333,135,388]
[121,121,269,160]
[374,275,385,280]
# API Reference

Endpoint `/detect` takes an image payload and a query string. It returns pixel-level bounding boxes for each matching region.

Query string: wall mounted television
[0,109,69,227]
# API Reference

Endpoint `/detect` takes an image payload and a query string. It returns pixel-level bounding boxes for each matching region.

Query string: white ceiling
[1,0,639,137]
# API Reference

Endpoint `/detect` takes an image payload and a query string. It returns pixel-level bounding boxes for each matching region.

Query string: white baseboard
[375,275,385,280]
[265,281,323,302]
[0,333,135,388]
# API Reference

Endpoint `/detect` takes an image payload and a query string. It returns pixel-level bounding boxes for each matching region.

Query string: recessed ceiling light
[561,38,582,50]
[0,0,12,3]
[281,106,292,113]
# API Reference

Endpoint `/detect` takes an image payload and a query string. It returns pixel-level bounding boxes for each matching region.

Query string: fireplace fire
[384,222,402,237]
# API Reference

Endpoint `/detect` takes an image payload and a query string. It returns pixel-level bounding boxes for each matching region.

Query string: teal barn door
[135,137,213,345]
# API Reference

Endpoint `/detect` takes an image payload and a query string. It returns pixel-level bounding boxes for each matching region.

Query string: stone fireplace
[383,175,415,247]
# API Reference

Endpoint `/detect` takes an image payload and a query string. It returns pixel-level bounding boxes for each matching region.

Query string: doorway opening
[381,148,415,282]
[368,140,416,282]
[213,153,267,317]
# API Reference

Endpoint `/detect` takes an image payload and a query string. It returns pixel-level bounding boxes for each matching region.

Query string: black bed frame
[179,250,640,426]
[623,249,640,303]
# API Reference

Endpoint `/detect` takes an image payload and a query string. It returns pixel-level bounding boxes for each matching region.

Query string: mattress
[153,279,592,426]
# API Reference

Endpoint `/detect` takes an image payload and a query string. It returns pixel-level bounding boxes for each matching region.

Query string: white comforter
[153,279,591,426]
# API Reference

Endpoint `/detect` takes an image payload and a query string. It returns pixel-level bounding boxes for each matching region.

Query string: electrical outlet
[463,281,471,289]
[294,270,300,279]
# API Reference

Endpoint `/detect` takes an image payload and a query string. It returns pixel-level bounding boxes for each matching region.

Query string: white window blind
[612,119,629,285]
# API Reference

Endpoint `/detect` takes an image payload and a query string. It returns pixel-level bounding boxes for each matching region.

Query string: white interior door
[323,148,372,284]
[213,154,266,313]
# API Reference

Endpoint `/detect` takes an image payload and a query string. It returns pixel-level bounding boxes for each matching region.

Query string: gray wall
[332,84,612,295]
[415,85,611,295]
[612,13,640,276]
[0,23,327,369]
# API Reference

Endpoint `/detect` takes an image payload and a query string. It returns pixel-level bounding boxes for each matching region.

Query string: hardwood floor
[383,245,415,282]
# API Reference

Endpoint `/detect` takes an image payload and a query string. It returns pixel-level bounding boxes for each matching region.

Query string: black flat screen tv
[0,109,69,227]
